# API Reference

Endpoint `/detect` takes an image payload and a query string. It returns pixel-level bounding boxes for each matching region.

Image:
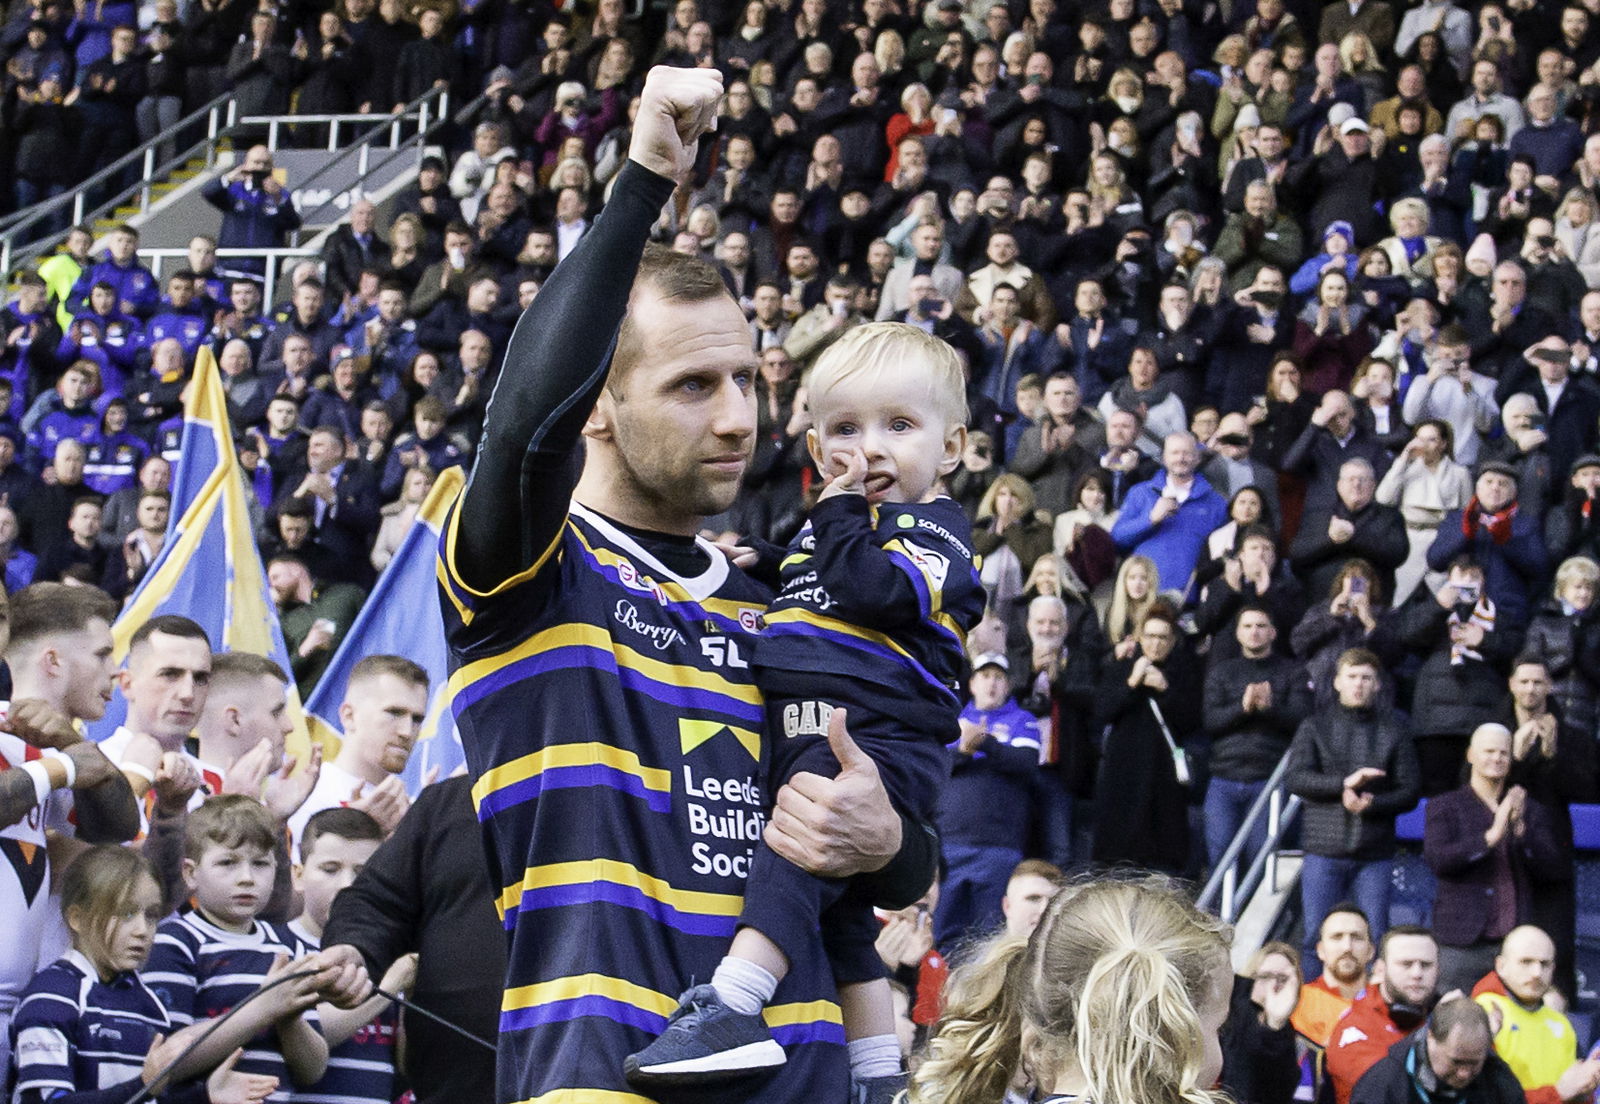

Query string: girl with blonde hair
[1103,553,1158,659]
[911,876,1233,1104]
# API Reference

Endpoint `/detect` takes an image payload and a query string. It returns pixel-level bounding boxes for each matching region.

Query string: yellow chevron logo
[678,718,760,761]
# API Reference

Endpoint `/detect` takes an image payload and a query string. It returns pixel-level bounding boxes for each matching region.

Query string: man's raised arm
[451,67,725,593]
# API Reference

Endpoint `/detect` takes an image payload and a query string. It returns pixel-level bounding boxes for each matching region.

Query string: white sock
[711,957,777,1016]
[847,1034,902,1080]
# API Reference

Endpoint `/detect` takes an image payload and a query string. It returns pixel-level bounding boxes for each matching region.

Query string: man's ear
[583,388,617,442]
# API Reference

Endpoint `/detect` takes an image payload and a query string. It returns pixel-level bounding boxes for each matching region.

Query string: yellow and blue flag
[305,465,465,793]
[89,347,311,759]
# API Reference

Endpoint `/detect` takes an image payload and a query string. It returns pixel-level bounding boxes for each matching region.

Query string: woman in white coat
[1375,418,1473,605]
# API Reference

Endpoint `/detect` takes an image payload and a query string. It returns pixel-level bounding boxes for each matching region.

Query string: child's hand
[379,952,419,996]
[263,954,323,1019]
[710,535,760,568]
[818,447,868,501]
[206,1048,278,1104]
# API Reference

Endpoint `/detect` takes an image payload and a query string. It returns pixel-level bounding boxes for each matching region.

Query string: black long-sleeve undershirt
[452,160,675,594]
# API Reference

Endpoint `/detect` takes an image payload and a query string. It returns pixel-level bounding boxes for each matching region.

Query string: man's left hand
[764,707,900,878]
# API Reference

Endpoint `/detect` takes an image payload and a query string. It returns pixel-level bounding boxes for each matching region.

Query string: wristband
[122,762,156,784]
[19,760,52,806]
[43,748,76,790]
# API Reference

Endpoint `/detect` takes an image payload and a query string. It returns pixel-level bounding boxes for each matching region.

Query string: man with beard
[1295,907,1376,1099]
[284,654,429,860]
[1327,926,1441,1104]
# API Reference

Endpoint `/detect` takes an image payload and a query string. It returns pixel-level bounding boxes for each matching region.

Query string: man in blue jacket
[201,145,302,279]
[1427,461,1548,629]
[1111,431,1229,597]
[66,225,158,319]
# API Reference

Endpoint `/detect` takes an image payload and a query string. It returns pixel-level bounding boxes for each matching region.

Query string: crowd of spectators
[6,0,1600,1093]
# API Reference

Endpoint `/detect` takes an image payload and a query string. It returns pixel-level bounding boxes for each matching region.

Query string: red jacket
[1326,987,1411,1104]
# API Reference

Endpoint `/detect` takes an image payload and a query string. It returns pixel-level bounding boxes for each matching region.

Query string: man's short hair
[7,583,116,652]
[1428,993,1491,1042]
[414,395,447,422]
[1009,857,1063,884]
[1321,902,1371,936]
[185,794,278,861]
[129,614,209,654]
[109,224,138,239]
[1379,923,1437,960]
[300,806,383,859]
[610,244,732,390]
[208,650,288,691]
[1234,523,1276,552]
[16,272,45,290]
[1437,323,1471,347]
[1336,647,1381,673]
[349,654,429,693]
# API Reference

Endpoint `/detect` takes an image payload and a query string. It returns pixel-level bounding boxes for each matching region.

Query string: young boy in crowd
[627,322,985,1096]
[143,795,333,1100]
[286,807,416,1104]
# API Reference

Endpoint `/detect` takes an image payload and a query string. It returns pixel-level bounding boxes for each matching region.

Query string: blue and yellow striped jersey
[756,495,985,744]
[438,501,849,1104]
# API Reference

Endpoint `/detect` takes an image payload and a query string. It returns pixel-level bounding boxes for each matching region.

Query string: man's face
[339,672,429,777]
[266,559,309,605]
[108,231,135,263]
[1162,435,1197,480]
[306,431,342,473]
[1334,662,1379,708]
[135,495,167,533]
[1475,61,1500,96]
[232,282,261,315]
[1235,609,1276,657]
[787,246,818,279]
[460,332,492,368]
[1477,470,1517,513]
[294,284,323,321]
[752,285,781,320]
[525,232,556,265]
[852,52,880,89]
[1107,411,1138,448]
[1316,911,1374,984]
[467,279,499,314]
[1244,183,1274,220]
[1497,930,1556,1005]
[1381,933,1440,1007]
[1075,281,1105,316]
[912,224,942,261]
[90,286,115,315]
[1428,1026,1490,1092]
[1528,86,1557,123]
[591,288,757,523]
[1042,377,1080,419]
[56,617,117,721]
[68,502,100,541]
[908,275,937,309]
[360,407,392,442]
[1002,873,1058,937]
[987,234,1018,267]
[53,442,84,483]
[122,630,213,748]
[266,398,297,435]
[189,237,216,272]
[970,666,1008,709]
[721,234,750,268]
[771,192,800,224]
[1338,463,1375,511]
[166,276,194,309]
[377,288,407,322]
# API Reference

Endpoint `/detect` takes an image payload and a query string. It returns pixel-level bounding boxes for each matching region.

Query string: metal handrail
[1197,748,1305,923]
[239,93,448,153]
[0,92,239,269]
[138,246,322,307]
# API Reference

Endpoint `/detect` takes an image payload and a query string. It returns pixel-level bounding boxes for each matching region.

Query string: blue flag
[91,347,310,758]
[305,466,464,793]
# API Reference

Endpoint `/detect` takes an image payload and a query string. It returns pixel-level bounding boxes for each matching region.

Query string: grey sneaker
[623,984,787,1087]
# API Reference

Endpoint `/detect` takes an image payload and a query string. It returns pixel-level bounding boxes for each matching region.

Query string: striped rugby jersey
[439,500,850,1103]
[755,495,984,744]
[285,919,399,1104]
[143,907,322,1103]
[12,949,171,1099]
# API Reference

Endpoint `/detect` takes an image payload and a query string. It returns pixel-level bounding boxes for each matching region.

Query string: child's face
[294,833,381,931]
[806,370,963,504]
[77,875,163,978]
[184,842,275,930]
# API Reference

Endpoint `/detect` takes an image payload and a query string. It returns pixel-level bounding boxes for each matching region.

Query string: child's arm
[315,953,416,1048]
[807,489,976,630]
[274,1009,329,1086]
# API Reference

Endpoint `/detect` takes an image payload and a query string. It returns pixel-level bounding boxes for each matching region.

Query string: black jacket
[1350,1033,1524,1104]
[1221,973,1301,1104]
[322,776,502,1104]
[1204,654,1313,783]
[1290,498,1409,603]
[1287,703,1420,860]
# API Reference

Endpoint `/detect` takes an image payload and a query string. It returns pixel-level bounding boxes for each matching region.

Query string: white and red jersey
[0,721,74,1028]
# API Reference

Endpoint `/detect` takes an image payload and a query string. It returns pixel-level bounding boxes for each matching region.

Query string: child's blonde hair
[806,321,969,430]
[911,876,1232,1104]
[61,845,158,968]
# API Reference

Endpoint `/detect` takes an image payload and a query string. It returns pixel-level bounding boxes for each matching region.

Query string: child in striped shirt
[11,844,279,1104]
[286,807,416,1104]
[143,796,334,1103]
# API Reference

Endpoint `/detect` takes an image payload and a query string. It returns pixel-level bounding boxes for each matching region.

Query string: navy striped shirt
[12,949,171,1100]
[143,908,322,1103]
[285,920,399,1104]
